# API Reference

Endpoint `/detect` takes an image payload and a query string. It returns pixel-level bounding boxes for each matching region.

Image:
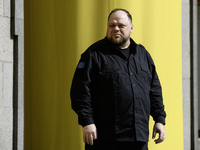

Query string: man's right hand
[83,124,98,145]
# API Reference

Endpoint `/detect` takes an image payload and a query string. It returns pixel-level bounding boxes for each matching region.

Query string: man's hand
[152,122,165,144]
[83,124,97,145]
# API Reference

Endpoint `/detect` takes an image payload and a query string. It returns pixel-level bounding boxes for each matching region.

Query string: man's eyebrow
[108,22,126,25]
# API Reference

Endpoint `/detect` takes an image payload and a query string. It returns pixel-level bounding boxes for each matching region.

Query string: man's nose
[114,26,120,31]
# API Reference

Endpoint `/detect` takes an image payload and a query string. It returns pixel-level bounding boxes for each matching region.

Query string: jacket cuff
[78,117,94,127]
[155,116,165,125]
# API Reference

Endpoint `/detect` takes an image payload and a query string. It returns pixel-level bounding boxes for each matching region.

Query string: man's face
[107,10,133,49]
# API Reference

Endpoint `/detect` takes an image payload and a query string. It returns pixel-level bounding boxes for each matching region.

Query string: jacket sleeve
[70,50,95,127]
[148,54,166,125]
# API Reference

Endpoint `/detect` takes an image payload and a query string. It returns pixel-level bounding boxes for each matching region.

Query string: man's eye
[109,25,115,28]
[109,25,125,28]
[119,25,125,28]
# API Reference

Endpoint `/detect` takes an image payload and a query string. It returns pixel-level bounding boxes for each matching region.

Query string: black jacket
[70,37,166,142]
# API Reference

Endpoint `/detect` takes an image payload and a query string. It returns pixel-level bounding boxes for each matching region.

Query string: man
[70,9,166,150]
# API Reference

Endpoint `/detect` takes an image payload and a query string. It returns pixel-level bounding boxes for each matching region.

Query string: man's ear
[131,24,134,33]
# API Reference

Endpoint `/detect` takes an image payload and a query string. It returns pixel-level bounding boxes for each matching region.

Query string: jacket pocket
[139,65,152,89]
[100,64,120,74]
[99,64,120,85]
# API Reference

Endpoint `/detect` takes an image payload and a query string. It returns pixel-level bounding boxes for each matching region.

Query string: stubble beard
[108,35,129,48]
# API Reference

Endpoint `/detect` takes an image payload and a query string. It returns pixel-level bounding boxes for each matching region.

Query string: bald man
[71,8,166,150]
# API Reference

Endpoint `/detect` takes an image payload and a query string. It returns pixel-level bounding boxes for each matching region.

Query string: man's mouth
[113,34,121,38]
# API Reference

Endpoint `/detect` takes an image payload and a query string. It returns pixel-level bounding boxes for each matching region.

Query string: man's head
[107,9,133,49]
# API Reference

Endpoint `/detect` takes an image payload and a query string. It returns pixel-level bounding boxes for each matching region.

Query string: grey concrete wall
[182,0,199,150]
[192,0,198,149]
[182,0,191,150]
[0,0,24,149]
[198,4,200,135]
[198,4,200,150]
[0,0,14,149]
[15,0,24,149]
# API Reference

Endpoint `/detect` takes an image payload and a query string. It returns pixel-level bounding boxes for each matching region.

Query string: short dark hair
[108,8,132,23]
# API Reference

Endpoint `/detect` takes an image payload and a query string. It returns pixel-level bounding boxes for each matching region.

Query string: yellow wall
[25,0,183,150]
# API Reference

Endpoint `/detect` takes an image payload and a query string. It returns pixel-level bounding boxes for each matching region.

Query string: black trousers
[85,140,148,150]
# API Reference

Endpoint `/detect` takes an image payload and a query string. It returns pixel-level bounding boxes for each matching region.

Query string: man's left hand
[152,122,165,144]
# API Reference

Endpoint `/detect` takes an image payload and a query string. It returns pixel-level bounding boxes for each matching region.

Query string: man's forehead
[109,10,128,18]
[108,14,130,25]
[108,19,127,25]
[109,11,129,22]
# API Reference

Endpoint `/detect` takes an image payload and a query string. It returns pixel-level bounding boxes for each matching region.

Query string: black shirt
[119,46,130,59]
[71,37,166,142]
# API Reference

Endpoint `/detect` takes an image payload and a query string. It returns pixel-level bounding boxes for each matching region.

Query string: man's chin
[111,38,123,45]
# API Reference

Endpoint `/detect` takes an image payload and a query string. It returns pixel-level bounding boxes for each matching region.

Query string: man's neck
[118,40,131,49]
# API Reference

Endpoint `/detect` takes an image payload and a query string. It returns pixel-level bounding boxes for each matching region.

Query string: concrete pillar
[13,0,24,149]
[0,0,24,149]
[198,4,200,150]
[190,0,198,149]
[182,0,191,150]
[0,0,14,149]
[182,0,199,149]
